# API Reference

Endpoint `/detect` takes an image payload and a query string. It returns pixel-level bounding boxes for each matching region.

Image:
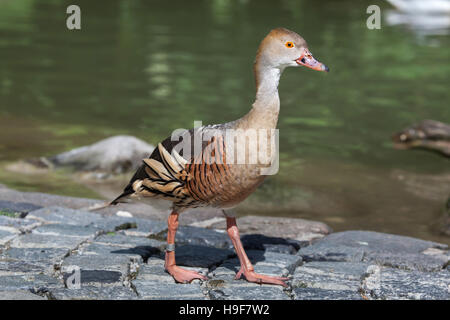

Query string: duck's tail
[86,192,132,211]
[87,202,113,211]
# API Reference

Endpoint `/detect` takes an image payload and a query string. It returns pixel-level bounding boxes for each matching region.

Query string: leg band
[166,243,176,252]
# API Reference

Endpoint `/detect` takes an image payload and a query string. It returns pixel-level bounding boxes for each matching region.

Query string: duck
[385,0,450,37]
[386,0,450,13]
[109,28,329,287]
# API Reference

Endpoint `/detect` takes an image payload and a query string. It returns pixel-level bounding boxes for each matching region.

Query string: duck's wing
[111,125,230,208]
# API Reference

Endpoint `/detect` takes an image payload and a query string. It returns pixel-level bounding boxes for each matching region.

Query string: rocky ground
[0,187,449,300]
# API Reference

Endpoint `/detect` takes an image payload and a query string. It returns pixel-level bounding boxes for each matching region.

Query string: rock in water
[46,135,154,174]
[392,120,450,157]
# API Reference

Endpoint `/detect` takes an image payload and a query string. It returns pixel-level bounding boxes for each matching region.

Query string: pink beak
[295,49,329,72]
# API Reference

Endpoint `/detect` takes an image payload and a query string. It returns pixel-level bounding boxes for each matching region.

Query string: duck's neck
[255,66,281,107]
[241,64,282,129]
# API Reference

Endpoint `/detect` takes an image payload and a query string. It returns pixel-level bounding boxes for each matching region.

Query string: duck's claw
[235,269,290,288]
[166,265,208,284]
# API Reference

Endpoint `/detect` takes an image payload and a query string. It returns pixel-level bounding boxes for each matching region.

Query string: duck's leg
[225,215,289,287]
[165,211,207,283]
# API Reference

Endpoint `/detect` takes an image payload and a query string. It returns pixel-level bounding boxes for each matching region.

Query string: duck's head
[255,27,329,73]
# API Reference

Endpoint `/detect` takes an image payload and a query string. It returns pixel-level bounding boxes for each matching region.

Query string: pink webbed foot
[166,265,208,284]
[235,268,290,288]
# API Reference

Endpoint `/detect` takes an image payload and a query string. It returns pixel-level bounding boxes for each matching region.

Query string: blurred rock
[34,135,155,174]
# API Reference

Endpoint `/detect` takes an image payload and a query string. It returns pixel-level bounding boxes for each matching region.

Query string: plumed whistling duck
[110,28,329,287]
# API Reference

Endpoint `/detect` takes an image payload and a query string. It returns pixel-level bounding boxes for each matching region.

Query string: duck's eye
[285,41,294,48]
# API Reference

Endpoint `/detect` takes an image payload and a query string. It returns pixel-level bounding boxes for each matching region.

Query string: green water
[0,0,449,243]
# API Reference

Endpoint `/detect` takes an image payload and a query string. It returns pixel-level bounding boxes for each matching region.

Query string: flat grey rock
[95,233,164,249]
[9,232,86,250]
[361,267,450,300]
[133,257,209,282]
[134,280,206,300]
[27,207,167,237]
[292,261,371,292]
[133,258,180,283]
[209,215,331,243]
[0,229,17,246]
[132,259,206,300]
[0,184,175,222]
[64,242,141,264]
[0,273,60,292]
[174,245,235,268]
[0,200,42,216]
[208,282,290,300]
[48,285,138,300]
[27,207,104,226]
[211,250,302,282]
[247,250,302,275]
[62,270,122,285]
[0,259,47,273]
[293,287,363,300]
[93,216,167,236]
[0,290,46,300]
[1,203,449,300]
[241,234,302,254]
[79,242,149,262]
[298,231,449,271]
[3,247,69,270]
[34,223,100,238]
[61,242,144,286]
[0,187,99,211]
[157,226,232,249]
[94,234,164,261]
[205,256,292,300]
[0,215,40,230]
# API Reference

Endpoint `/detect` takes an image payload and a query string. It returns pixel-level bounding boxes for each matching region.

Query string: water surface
[0,0,449,243]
